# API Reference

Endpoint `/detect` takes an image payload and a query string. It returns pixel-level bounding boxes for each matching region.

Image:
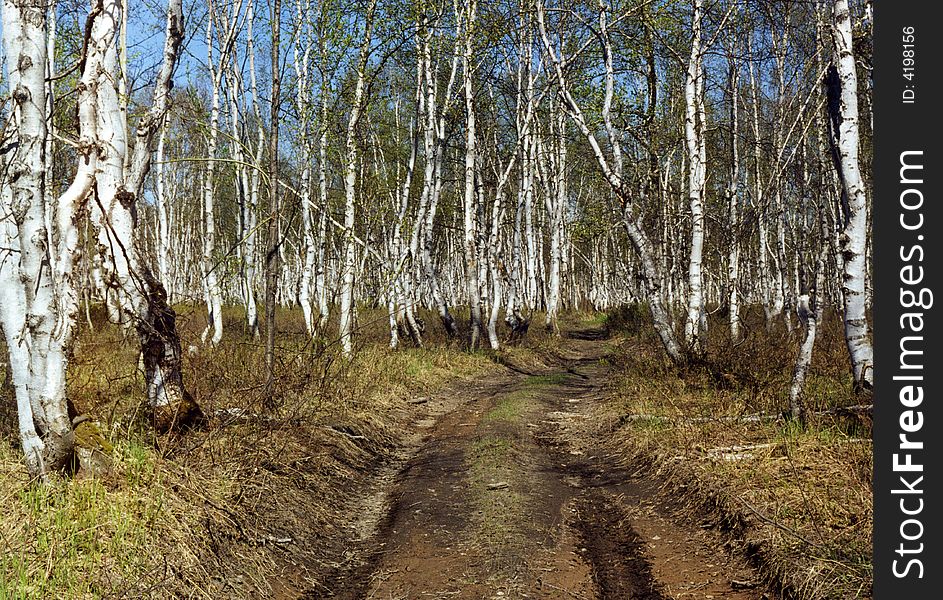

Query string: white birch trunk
[95,0,202,430]
[155,128,172,297]
[505,27,531,336]
[747,49,771,325]
[726,55,742,341]
[316,82,330,331]
[293,9,317,336]
[420,21,461,337]
[484,98,521,349]
[536,0,682,363]
[244,2,263,338]
[829,0,874,390]
[338,0,377,356]
[0,0,121,474]
[544,104,566,332]
[789,227,827,424]
[771,23,792,331]
[523,131,538,309]
[198,5,237,347]
[683,0,706,350]
[461,0,483,349]
[486,180,505,350]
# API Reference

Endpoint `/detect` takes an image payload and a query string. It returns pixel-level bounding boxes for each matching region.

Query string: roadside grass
[0,439,201,599]
[604,305,872,600]
[0,305,556,597]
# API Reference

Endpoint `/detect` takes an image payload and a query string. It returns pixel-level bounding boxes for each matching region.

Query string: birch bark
[505,26,532,337]
[88,0,203,431]
[263,0,282,384]
[316,77,330,331]
[198,1,241,347]
[0,3,54,470]
[338,0,377,355]
[746,44,771,324]
[828,0,873,390]
[461,0,483,348]
[537,0,682,363]
[418,19,460,338]
[544,103,566,332]
[244,0,264,338]
[725,52,741,341]
[1,0,125,474]
[683,0,706,350]
[293,2,317,336]
[789,218,828,425]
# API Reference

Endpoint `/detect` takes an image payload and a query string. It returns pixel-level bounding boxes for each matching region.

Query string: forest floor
[0,309,870,599]
[303,324,769,600]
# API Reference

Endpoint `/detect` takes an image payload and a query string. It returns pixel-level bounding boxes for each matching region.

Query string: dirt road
[308,327,769,600]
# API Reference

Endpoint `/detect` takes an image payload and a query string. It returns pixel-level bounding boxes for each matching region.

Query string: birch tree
[543,103,568,332]
[682,0,707,350]
[92,0,203,431]
[460,0,483,349]
[243,0,265,338]
[789,212,828,425]
[315,17,333,333]
[264,0,282,384]
[417,11,461,338]
[200,0,243,347]
[293,0,317,336]
[505,13,534,337]
[746,36,772,325]
[537,0,683,364]
[338,0,377,356]
[0,0,96,476]
[0,0,197,476]
[827,0,873,391]
[724,43,742,341]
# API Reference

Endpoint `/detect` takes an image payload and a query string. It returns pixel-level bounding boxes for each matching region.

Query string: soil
[302,327,772,600]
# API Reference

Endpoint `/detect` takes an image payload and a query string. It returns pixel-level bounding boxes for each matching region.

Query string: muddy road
[307,328,769,600]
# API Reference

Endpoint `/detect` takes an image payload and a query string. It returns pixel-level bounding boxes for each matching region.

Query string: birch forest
[0,0,874,597]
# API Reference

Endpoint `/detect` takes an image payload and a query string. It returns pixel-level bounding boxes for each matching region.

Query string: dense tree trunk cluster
[1,0,874,475]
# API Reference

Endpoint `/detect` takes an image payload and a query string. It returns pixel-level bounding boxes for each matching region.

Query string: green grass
[1,303,561,597]
[523,373,567,387]
[470,436,513,466]
[0,440,167,599]
[484,392,527,422]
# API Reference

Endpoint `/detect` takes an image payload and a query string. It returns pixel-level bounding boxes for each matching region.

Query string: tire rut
[305,327,771,600]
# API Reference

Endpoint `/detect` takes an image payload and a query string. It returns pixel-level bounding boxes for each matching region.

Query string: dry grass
[0,304,555,598]
[0,302,871,598]
[601,305,872,600]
